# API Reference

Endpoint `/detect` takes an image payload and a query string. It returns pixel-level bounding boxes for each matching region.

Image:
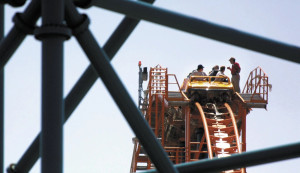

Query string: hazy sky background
[3,0,300,172]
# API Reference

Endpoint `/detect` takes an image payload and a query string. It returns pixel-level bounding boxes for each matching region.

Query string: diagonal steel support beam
[0,0,40,71]
[67,1,177,172]
[0,3,4,173]
[145,142,300,173]
[12,0,157,172]
[0,1,41,172]
[91,0,300,64]
[76,24,178,173]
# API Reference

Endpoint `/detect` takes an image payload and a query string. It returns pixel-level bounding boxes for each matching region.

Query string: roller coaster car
[183,75,234,104]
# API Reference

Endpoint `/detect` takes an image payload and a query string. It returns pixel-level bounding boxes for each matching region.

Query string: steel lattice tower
[0,0,300,173]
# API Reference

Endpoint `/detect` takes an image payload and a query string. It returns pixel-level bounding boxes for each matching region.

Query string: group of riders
[188,57,241,92]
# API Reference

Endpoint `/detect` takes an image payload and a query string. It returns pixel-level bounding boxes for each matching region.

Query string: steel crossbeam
[91,0,300,64]
[0,4,4,173]
[145,142,300,173]
[0,0,300,173]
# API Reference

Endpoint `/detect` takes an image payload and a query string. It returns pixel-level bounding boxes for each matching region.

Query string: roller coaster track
[195,102,245,173]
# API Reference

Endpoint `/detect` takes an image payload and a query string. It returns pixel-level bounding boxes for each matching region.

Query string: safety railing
[148,64,167,96]
[242,66,269,103]
[164,147,185,164]
[167,74,189,100]
[146,65,167,146]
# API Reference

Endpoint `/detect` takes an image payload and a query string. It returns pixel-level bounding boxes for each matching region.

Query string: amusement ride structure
[0,0,300,173]
[132,63,269,172]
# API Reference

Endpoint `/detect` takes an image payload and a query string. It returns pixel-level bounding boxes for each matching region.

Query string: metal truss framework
[0,0,299,172]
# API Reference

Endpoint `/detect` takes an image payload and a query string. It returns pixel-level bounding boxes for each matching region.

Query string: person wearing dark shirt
[227,57,241,92]
[209,65,219,81]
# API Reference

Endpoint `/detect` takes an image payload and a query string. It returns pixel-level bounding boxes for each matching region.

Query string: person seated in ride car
[215,66,227,82]
[209,65,219,81]
[190,64,207,81]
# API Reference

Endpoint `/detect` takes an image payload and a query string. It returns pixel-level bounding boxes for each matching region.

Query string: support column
[241,107,247,152]
[35,0,70,172]
[0,4,4,173]
[13,0,154,170]
[185,107,190,162]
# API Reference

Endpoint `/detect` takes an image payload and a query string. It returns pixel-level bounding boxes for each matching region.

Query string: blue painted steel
[13,0,158,172]
[78,28,178,173]
[91,0,300,64]
[0,4,4,173]
[1,0,299,173]
[144,142,300,173]
[39,0,65,172]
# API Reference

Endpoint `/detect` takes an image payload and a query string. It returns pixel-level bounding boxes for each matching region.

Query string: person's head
[213,65,219,71]
[220,66,225,72]
[229,57,236,64]
[197,64,204,71]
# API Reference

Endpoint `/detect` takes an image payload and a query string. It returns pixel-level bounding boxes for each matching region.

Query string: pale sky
[3,1,300,172]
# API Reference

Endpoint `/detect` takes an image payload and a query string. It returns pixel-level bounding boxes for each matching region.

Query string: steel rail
[0,0,40,71]
[38,0,68,172]
[195,102,213,159]
[12,0,169,172]
[91,0,300,63]
[0,1,41,172]
[77,21,178,173]
[144,141,300,173]
[0,3,4,173]
[224,103,245,173]
[224,103,242,154]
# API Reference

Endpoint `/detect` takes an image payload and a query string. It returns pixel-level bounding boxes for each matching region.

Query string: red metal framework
[130,65,270,173]
[242,66,269,104]
[131,65,169,170]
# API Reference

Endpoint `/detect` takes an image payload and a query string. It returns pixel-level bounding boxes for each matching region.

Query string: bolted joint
[0,0,26,7]
[74,0,93,9]
[34,24,72,40]
[70,14,90,36]
[6,163,17,173]
[13,13,36,35]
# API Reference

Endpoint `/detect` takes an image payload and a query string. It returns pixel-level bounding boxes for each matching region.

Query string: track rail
[195,102,213,158]
[195,102,245,173]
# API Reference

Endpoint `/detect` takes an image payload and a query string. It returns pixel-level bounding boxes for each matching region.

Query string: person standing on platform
[227,57,241,93]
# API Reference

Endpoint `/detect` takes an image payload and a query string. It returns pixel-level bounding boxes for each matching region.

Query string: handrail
[164,147,185,164]
[195,102,213,158]
[168,74,181,89]
[168,74,190,101]
[242,66,269,103]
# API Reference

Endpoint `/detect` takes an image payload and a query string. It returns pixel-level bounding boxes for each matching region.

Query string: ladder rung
[190,142,201,144]
[151,75,166,77]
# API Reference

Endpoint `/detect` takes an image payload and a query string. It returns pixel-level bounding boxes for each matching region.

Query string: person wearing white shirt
[190,64,207,81]
[215,66,227,82]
